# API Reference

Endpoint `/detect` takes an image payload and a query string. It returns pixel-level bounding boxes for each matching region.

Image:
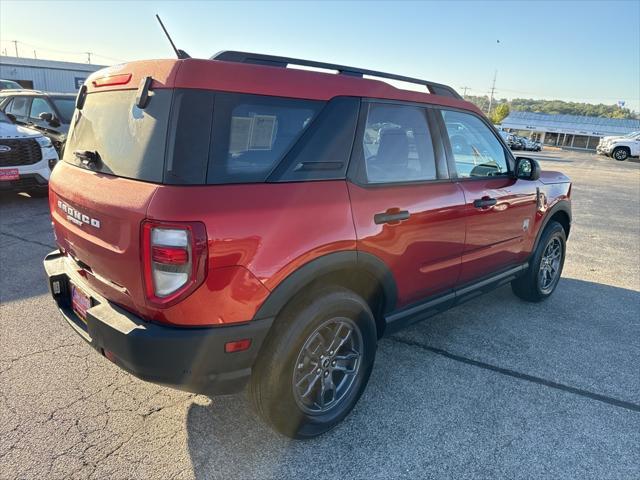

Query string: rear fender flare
[252,251,397,320]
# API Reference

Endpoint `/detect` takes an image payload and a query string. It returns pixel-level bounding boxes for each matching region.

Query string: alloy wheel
[539,237,562,294]
[292,317,363,415]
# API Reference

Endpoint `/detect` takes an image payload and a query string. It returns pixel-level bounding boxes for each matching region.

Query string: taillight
[141,220,207,307]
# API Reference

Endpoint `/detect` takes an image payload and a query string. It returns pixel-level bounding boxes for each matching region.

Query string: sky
[1,0,639,111]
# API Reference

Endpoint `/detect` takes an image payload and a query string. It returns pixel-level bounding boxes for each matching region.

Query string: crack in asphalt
[0,229,56,250]
[389,336,640,413]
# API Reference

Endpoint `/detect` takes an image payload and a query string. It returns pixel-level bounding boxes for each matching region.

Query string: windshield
[0,111,11,123]
[52,97,76,123]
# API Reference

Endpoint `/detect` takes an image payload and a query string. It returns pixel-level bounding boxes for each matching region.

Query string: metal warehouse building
[501,111,640,151]
[0,56,105,93]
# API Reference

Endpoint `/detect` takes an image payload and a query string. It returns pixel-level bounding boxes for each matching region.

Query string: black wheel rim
[614,150,627,160]
[539,237,562,294]
[292,317,363,415]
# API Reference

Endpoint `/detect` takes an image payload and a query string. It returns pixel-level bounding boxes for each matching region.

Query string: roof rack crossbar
[211,51,462,100]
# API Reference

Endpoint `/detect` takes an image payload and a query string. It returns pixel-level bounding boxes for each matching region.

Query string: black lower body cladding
[43,251,273,395]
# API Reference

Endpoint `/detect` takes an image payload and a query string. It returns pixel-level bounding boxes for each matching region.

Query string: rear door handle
[473,197,497,209]
[374,210,410,225]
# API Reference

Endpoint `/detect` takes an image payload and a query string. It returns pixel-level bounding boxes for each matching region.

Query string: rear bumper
[43,251,273,395]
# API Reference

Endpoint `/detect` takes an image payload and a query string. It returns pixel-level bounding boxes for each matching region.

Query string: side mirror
[515,157,540,181]
[6,113,16,123]
[39,112,53,122]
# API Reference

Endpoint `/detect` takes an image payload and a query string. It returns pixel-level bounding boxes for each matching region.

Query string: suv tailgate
[49,161,158,314]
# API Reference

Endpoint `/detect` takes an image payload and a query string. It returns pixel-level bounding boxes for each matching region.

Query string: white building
[0,56,105,93]
[501,111,640,150]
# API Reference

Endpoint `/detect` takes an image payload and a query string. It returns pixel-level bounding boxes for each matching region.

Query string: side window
[362,103,437,184]
[6,97,29,118]
[29,97,53,120]
[208,93,323,184]
[441,110,509,178]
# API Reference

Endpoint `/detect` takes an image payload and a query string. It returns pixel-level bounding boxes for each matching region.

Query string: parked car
[498,130,515,147]
[597,131,640,160]
[510,136,526,150]
[43,52,571,438]
[598,132,640,161]
[0,90,75,154]
[524,138,541,152]
[0,79,23,91]
[0,110,58,196]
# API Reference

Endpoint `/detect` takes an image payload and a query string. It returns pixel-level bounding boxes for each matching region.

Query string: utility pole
[33,50,37,59]
[459,86,470,98]
[12,40,19,58]
[487,70,497,115]
[86,52,92,64]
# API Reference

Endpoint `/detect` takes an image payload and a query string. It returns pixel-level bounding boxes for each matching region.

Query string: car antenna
[155,14,191,59]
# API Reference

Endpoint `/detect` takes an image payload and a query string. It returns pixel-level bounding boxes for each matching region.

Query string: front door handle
[473,197,497,209]
[374,209,410,225]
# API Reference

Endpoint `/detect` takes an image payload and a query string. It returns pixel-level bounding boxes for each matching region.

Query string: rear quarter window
[207,93,323,184]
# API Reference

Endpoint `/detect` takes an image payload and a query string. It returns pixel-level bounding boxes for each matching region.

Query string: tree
[465,96,639,120]
[490,103,510,124]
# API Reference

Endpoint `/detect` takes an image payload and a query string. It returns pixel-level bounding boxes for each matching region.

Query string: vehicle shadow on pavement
[183,277,640,479]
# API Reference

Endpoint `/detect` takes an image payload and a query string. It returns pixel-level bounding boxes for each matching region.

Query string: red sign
[0,169,19,181]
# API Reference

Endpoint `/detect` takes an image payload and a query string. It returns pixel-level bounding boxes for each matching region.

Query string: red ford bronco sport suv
[44,51,571,438]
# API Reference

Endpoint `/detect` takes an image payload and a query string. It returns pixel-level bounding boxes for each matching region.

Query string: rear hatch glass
[63,89,171,183]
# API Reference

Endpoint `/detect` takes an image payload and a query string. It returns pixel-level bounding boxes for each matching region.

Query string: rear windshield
[63,89,324,184]
[63,90,171,183]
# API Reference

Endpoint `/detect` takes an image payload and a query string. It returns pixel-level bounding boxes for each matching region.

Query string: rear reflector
[92,73,132,88]
[225,339,252,353]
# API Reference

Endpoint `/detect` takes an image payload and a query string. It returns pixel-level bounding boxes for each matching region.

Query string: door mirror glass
[515,157,540,181]
[38,112,53,122]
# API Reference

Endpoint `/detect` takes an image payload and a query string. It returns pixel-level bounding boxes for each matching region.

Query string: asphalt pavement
[1,149,638,479]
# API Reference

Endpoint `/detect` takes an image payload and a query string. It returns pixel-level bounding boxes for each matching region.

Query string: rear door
[348,101,466,307]
[438,109,537,284]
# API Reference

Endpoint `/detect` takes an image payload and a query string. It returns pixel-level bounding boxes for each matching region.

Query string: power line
[0,39,125,63]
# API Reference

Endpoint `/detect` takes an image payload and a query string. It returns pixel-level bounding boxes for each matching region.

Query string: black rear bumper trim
[43,251,273,395]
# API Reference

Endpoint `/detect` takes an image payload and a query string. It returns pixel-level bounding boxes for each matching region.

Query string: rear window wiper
[74,150,102,170]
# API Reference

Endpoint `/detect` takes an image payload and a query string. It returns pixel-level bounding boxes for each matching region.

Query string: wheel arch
[533,201,571,253]
[253,251,397,338]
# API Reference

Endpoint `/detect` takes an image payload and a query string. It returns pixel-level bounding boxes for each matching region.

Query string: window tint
[362,103,437,183]
[6,97,29,118]
[271,97,359,182]
[51,97,75,122]
[441,110,509,178]
[29,97,53,120]
[208,93,323,184]
[63,89,171,183]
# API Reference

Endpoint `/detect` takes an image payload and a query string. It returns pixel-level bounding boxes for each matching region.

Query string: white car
[0,110,58,196]
[597,131,640,159]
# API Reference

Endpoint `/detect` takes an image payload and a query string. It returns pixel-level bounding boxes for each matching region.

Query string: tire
[249,286,377,439]
[511,221,566,302]
[612,147,629,161]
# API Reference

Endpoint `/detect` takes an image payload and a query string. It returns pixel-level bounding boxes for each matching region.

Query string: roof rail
[211,51,462,100]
